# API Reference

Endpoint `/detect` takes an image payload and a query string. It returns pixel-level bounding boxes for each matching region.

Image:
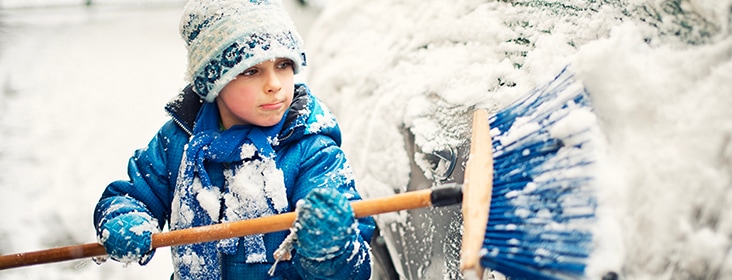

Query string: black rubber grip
[430,183,463,207]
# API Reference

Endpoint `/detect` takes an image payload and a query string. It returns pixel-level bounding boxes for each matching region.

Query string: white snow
[223,156,288,218]
[1,0,731,280]
[195,186,221,222]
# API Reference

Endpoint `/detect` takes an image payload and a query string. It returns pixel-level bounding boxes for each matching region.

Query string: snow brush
[467,65,603,280]
[0,66,602,279]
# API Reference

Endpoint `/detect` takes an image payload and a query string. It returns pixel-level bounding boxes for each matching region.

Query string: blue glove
[293,188,357,260]
[98,212,157,264]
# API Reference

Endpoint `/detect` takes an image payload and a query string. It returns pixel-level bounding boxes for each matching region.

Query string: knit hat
[180,0,307,102]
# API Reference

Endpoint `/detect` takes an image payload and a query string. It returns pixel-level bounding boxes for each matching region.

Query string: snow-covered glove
[98,212,157,265]
[293,188,357,260]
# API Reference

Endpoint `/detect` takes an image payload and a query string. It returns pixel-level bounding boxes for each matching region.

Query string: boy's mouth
[260,101,284,110]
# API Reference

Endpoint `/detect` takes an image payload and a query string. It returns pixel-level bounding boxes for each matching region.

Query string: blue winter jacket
[94,84,375,279]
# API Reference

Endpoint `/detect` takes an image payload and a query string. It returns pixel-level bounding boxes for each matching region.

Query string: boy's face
[216,58,295,129]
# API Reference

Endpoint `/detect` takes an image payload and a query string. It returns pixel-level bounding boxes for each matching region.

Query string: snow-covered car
[368,137,469,279]
[303,0,732,279]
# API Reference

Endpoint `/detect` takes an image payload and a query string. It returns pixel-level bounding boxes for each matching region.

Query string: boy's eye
[240,68,257,76]
[277,60,294,69]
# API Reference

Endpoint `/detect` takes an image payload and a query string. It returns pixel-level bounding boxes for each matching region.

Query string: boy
[93,0,375,279]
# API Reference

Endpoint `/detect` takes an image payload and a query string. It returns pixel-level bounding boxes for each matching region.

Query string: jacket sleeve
[290,135,376,280]
[94,120,187,233]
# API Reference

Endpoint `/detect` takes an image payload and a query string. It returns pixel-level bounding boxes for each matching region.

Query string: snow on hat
[180,0,306,102]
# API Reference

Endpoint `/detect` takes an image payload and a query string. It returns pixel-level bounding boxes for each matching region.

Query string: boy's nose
[264,71,282,94]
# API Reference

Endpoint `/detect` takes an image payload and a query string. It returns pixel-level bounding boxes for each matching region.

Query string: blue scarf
[170,102,288,280]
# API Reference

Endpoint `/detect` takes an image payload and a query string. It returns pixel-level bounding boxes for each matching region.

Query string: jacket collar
[165,85,201,136]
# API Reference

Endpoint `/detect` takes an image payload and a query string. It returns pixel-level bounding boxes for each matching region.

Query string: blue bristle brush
[461,66,602,280]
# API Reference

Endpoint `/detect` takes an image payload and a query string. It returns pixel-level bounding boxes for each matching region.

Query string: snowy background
[1,0,731,279]
[0,2,186,279]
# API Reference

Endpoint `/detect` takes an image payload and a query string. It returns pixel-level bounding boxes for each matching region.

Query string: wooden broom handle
[0,189,434,270]
[460,109,493,275]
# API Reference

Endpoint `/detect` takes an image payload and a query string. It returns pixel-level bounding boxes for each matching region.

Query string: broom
[0,66,601,279]
[474,65,602,279]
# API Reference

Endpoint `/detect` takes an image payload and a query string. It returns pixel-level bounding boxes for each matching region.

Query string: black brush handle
[431,183,464,207]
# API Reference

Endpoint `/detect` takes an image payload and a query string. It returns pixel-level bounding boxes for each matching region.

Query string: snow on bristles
[481,66,609,279]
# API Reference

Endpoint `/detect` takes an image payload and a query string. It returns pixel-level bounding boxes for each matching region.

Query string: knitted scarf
[170,102,289,280]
